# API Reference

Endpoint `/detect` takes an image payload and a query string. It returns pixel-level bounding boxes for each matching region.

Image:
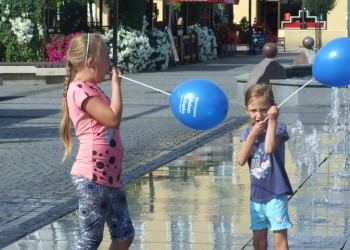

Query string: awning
[169,0,239,4]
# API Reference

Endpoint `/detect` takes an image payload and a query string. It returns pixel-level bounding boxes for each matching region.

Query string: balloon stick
[263,77,315,122]
[121,76,170,96]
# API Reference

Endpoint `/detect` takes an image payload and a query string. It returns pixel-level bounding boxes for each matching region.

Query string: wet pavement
[3,48,350,249]
[5,117,350,250]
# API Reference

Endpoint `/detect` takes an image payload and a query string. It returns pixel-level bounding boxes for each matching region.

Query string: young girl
[236,83,293,250]
[60,32,135,250]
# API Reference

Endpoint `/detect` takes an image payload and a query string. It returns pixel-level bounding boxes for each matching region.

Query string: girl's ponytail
[59,63,73,161]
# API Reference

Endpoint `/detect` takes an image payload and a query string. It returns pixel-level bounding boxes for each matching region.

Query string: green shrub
[238,16,252,45]
[104,0,146,31]
[0,0,45,61]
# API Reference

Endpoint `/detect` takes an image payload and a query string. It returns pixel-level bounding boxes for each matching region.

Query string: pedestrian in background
[60,32,134,250]
[236,83,293,250]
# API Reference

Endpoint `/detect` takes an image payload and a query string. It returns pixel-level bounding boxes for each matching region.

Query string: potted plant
[213,23,241,56]
[237,17,252,54]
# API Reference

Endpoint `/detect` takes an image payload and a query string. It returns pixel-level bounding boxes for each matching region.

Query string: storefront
[234,0,348,48]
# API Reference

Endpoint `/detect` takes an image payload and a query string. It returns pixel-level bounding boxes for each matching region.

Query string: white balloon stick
[121,76,170,96]
[263,77,315,122]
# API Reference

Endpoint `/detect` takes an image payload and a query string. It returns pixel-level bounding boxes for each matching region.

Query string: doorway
[259,0,278,35]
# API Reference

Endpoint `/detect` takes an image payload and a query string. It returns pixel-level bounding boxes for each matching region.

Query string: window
[280,0,327,29]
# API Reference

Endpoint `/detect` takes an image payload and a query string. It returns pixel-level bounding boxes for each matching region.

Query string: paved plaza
[2,48,350,249]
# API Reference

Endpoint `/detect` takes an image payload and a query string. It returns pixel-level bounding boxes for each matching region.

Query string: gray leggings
[72,176,135,250]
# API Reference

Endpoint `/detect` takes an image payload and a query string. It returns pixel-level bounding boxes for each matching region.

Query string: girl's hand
[110,66,122,86]
[268,105,279,121]
[251,121,266,137]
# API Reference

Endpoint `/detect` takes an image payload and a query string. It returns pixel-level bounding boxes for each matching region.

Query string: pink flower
[214,23,241,45]
[252,168,262,179]
[261,161,270,170]
[45,32,80,62]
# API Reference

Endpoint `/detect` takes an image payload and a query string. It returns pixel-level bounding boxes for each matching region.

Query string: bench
[0,62,66,85]
[277,37,286,51]
[235,44,250,55]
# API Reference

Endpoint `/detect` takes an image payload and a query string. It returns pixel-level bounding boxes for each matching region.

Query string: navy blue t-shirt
[240,122,293,203]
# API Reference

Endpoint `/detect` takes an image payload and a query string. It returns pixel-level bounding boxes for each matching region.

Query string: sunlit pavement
[4,48,350,249]
[5,116,350,250]
[6,93,350,249]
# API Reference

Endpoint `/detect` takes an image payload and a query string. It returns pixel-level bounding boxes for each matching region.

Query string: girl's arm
[82,67,123,128]
[264,105,282,154]
[236,121,266,166]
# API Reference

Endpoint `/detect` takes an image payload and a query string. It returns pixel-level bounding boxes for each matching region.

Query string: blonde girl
[237,83,293,250]
[60,32,134,250]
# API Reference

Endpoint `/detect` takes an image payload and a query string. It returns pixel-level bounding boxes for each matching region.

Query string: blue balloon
[312,37,350,87]
[169,79,229,130]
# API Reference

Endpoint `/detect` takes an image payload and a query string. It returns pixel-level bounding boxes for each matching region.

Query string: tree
[179,2,207,27]
[59,1,88,35]
[303,0,337,15]
[104,0,146,31]
[303,0,337,50]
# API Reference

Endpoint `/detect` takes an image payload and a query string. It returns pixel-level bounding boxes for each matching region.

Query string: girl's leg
[72,177,106,250]
[273,229,289,250]
[266,195,291,250]
[107,187,135,250]
[253,228,268,250]
[109,236,134,250]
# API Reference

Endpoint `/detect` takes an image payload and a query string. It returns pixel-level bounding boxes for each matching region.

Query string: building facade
[95,0,348,49]
[234,0,348,48]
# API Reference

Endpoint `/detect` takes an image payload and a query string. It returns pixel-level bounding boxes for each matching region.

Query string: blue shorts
[72,176,135,250]
[250,194,293,231]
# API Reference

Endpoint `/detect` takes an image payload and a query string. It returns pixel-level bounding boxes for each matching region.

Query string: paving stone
[0,51,308,248]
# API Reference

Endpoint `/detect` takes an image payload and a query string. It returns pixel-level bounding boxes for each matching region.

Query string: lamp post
[44,0,49,59]
[148,0,154,29]
[249,0,252,54]
[261,0,266,23]
[100,0,103,30]
[301,0,306,29]
[113,0,118,66]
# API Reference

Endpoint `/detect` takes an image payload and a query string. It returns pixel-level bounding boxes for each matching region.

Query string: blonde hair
[60,32,105,161]
[244,83,275,107]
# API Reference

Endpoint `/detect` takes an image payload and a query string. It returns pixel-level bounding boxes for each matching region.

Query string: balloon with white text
[169,79,229,130]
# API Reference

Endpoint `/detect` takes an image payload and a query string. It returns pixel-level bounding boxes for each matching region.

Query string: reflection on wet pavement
[5,116,350,249]
[122,128,252,250]
[5,127,254,250]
